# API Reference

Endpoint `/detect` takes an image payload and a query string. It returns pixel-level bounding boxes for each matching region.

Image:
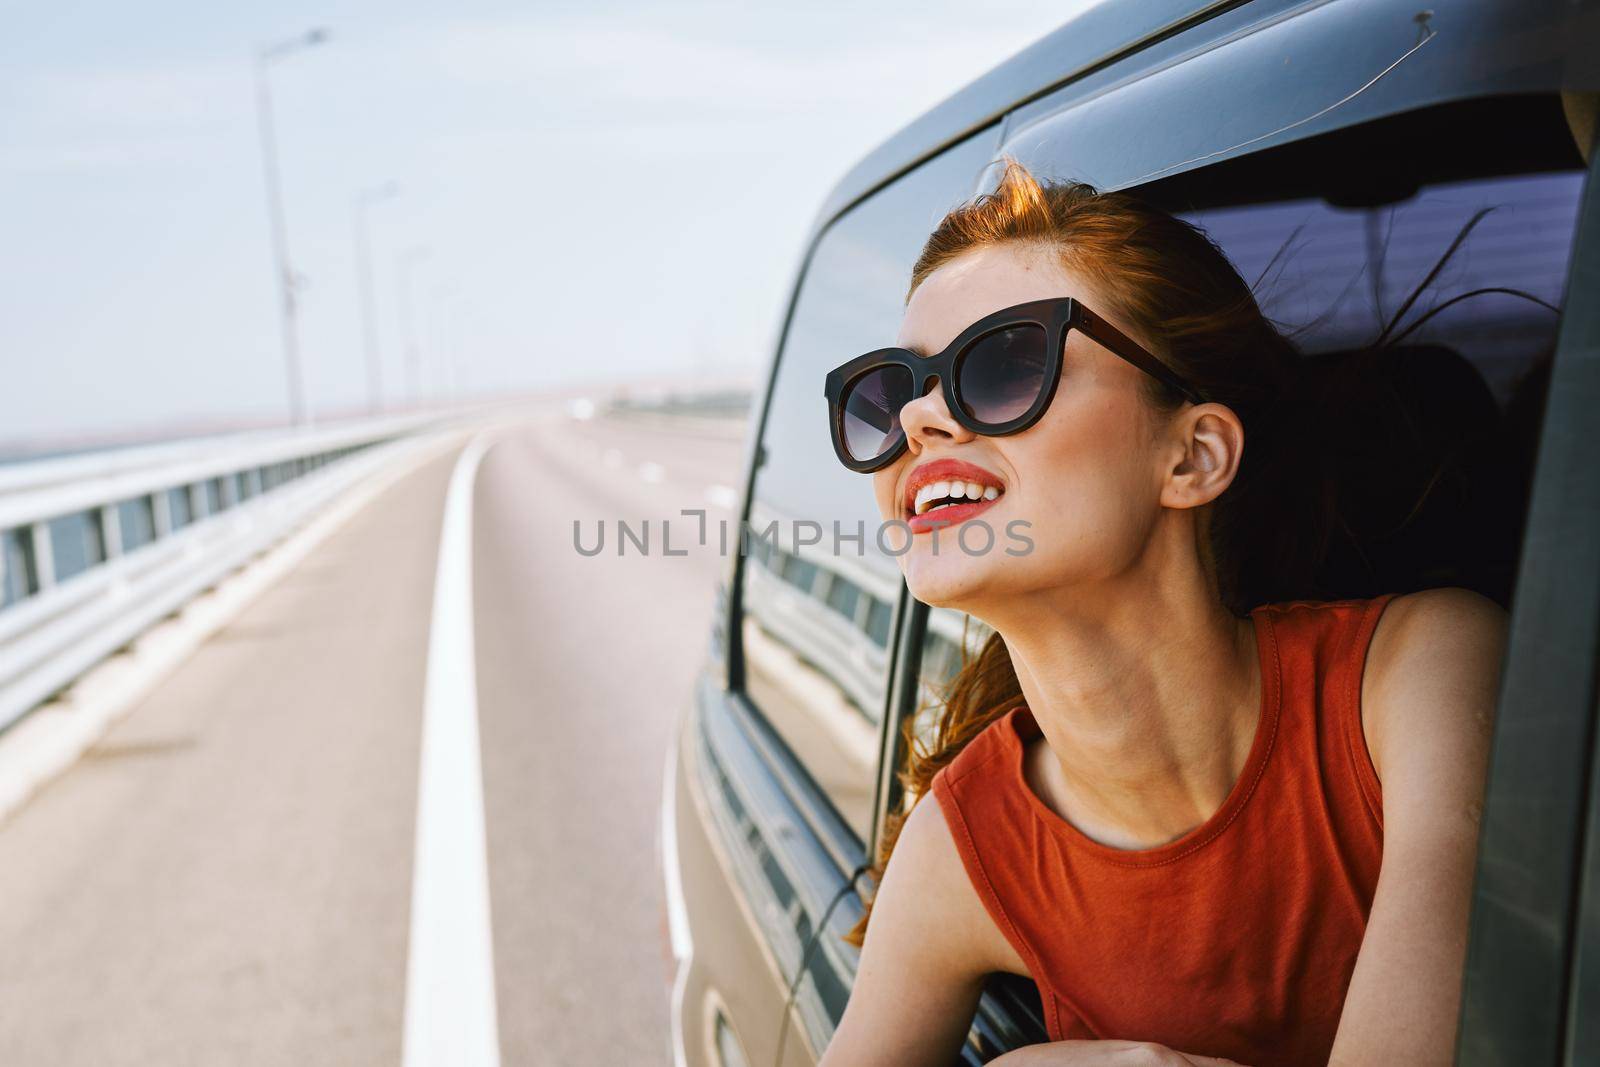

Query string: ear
[1160,403,1243,510]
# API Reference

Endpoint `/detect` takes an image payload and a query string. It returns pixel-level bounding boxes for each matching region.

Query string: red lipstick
[902,458,1006,535]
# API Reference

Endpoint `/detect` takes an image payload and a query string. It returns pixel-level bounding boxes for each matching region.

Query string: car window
[895,606,996,820]
[739,125,1000,843]
[898,126,1588,823]
[1179,170,1584,404]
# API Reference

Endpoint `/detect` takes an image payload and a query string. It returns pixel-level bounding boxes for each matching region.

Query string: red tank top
[929,593,1399,1066]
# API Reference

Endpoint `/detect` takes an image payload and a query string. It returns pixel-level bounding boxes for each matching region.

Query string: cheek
[1008,398,1155,545]
[870,470,900,520]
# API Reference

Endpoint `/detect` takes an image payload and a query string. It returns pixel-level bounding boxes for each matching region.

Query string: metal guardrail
[0,412,452,732]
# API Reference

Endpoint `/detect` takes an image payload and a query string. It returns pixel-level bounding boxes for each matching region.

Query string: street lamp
[396,246,431,408]
[353,181,400,414]
[254,27,329,427]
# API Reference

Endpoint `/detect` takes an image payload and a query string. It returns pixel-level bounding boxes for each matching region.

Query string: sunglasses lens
[840,364,914,464]
[956,324,1049,426]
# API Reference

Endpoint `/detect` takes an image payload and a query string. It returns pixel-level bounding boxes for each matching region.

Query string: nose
[899,374,975,454]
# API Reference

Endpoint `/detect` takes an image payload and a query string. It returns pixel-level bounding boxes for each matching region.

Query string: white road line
[660,712,694,1067]
[403,434,501,1067]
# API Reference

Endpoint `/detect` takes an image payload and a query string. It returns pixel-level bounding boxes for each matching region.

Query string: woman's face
[871,243,1180,611]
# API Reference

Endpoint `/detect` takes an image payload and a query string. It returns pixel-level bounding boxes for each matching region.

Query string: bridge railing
[0,413,452,732]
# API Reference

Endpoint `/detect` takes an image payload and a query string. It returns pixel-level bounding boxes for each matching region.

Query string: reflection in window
[919,630,966,691]
[784,556,819,595]
[741,501,897,816]
[824,575,861,623]
[895,607,998,819]
[864,599,893,650]
[737,123,1000,843]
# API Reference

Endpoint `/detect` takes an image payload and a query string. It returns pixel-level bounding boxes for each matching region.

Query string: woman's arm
[989,1040,1244,1065]
[818,792,1003,1067]
[1326,586,1507,1066]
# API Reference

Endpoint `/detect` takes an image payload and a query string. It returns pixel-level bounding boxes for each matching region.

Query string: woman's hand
[987,1040,1249,1066]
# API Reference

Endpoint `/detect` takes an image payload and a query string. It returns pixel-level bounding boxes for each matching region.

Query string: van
[661,1,1600,1063]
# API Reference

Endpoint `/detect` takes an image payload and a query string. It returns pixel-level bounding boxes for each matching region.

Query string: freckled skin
[872,244,1180,616]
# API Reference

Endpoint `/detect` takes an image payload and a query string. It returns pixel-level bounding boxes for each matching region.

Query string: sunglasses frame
[822,295,1207,473]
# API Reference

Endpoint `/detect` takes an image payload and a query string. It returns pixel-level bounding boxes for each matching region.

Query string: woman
[816,159,1506,1066]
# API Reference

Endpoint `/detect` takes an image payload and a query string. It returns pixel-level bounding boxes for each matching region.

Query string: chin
[901,547,1004,610]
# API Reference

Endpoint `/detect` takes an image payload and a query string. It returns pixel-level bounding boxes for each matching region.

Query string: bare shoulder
[877,792,1030,978]
[1328,588,1511,1067]
[1360,587,1508,786]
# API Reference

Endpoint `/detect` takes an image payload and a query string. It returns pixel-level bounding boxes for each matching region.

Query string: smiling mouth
[901,461,1007,533]
[911,479,1001,517]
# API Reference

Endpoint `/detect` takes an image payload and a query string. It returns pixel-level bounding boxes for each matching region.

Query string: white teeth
[911,475,1005,515]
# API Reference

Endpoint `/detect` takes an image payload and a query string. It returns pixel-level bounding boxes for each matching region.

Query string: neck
[972,528,1262,852]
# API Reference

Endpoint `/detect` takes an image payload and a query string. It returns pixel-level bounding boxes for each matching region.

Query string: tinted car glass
[739,125,999,843]
[1189,165,1583,603]
[1181,170,1583,402]
[902,606,996,817]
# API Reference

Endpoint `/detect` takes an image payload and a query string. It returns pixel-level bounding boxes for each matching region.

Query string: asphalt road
[0,406,747,1066]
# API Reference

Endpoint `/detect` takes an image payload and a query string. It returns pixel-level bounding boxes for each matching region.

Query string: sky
[0,1,1091,447]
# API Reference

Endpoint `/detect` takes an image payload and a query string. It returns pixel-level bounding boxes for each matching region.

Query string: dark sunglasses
[823,296,1205,473]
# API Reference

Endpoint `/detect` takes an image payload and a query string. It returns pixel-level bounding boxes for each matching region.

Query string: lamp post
[353,181,400,414]
[396,246,431,408]
[253,27,329,427]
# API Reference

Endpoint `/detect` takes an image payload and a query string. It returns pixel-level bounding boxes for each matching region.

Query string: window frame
[1454,139,1600,1066]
